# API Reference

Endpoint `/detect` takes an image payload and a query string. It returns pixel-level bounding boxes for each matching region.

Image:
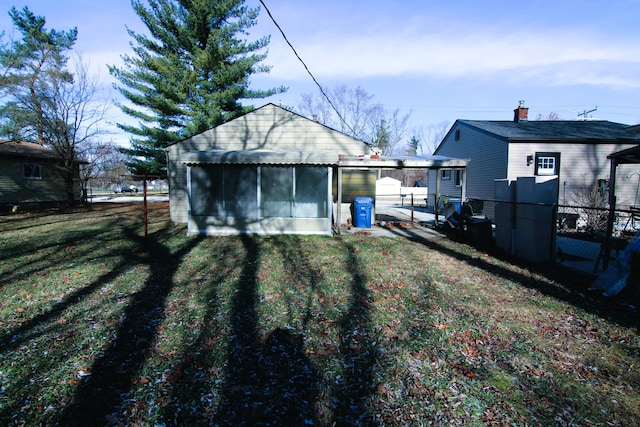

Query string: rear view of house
[165,104,375,235]
[0,139,82,210]
[430,103,640,218]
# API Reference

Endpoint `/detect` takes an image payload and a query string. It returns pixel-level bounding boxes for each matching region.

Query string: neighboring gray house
[0,139,82,208]
[429,103,640,218]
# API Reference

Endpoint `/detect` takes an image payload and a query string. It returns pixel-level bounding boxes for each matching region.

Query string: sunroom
[182,150,336,235]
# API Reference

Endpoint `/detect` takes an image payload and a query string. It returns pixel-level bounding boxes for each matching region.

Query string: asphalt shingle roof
[0,139,60,160]
[458,120,638,142]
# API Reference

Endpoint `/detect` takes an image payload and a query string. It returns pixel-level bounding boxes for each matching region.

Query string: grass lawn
[1,203,638,426]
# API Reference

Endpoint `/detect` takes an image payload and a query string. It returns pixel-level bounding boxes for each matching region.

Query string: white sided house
[429,103,640,218]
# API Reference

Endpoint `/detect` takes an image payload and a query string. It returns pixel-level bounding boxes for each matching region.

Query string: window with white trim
[535,152,560,176]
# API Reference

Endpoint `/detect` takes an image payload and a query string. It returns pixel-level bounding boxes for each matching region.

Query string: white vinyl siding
[508,141,638,206]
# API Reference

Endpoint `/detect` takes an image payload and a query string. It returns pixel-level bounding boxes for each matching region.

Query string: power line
[258,0,358,138]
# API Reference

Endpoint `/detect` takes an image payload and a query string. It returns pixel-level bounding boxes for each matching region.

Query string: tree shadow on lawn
[3,214,381,425]
[213,234,321,425]
[55,228,204,426]
[0,216,168,423]
[401,229,639,332]
[0,203,147,233]
[0,218,146,351]
[197,234,380,426]
[269,235,379,425]
[0,204,159,291]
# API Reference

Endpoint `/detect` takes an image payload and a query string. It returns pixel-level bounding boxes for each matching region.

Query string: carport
[603,144,640,267]
[335,154,469,234]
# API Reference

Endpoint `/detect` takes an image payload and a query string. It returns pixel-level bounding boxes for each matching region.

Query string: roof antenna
[577,106,598,119]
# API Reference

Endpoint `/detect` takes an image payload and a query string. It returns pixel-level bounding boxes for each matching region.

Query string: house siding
[430,122,508,215]
[508,142,638,206]
[432,118,640,219]
[167,104,373,224]
[0,157,71,205]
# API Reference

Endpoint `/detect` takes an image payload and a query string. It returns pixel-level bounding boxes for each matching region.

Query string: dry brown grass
[0,202,638,426]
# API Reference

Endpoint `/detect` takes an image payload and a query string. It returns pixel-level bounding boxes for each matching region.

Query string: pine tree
[0,6,77,143]
[109,0,285,177]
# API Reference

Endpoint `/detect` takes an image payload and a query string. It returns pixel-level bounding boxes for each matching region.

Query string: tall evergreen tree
[0,6,77,143]
[109,0,285,177]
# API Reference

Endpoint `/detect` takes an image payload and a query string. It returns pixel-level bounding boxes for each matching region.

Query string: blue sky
[2,0,640,145]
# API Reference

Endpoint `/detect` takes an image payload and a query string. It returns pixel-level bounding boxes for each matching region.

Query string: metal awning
[338,154,469,169]
[180,149,338,165]
[181,150,469,169]
[180,149,470,234]
[335,154,470,232]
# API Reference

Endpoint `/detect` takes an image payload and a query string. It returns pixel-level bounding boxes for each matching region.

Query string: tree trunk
[64,159,77,206]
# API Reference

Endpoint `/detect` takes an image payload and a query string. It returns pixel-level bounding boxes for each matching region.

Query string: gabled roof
[0,139,60,160]
[168,103,373,153]
[456,120,637,143]
[174,104,469,169]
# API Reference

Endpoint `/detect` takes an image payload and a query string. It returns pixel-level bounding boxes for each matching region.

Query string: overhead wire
[258,0,358,137]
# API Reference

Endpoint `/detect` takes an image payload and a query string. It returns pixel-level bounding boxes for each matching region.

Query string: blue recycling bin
[352,196,373,228]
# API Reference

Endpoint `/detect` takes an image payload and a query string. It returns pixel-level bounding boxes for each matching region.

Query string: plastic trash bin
[466,217,493,248]
[352,196,373,228]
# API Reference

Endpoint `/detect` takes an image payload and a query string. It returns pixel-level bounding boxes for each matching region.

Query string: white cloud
[263,23,640,89]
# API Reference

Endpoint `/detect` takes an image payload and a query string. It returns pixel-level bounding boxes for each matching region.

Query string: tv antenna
[577,106,598,119]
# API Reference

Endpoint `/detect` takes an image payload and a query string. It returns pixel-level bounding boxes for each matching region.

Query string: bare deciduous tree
[79,140,128,193]
[569,175,609,233]
[412,121,450,155]
[535,112,561,121]
[41,57,109,202]
[298,84,411,155]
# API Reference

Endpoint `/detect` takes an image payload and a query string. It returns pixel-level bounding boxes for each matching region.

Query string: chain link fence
[444,198,639,277]
[554,203,639,276]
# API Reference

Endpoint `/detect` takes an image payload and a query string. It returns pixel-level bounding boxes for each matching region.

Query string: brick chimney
[513,100,528,123]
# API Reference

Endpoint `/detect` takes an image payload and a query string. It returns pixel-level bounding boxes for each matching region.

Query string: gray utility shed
[431,103,640,218]
[166,103,467,235]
